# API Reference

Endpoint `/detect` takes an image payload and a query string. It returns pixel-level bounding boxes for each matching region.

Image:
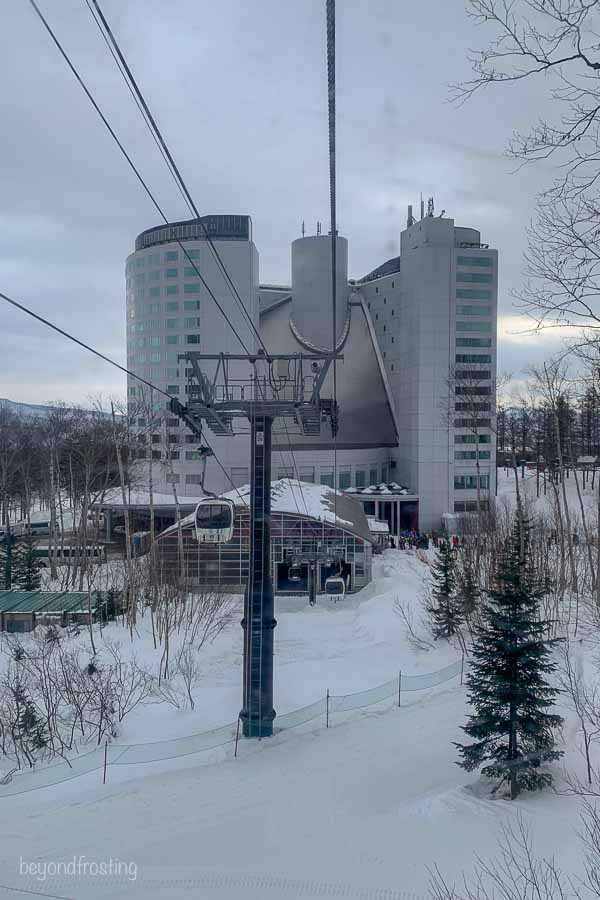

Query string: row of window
[455,386,492,396]
[129,317,201,332]
[128,300,201,316]
[455,401,491,412]
[455,434,491,444]
[456,304,490,317]
[456,338,492,349]
[128,351,180,366]
[456,272,493,284]
[455,354,491,364]
[455,450,491,460]
[456,288,492,301]
[454,474,490,490]
[455,369,491,381]
[132,334,200,349]
[456,256,493,268]
[454,500,490,513]
[127,281,203,295]
[126,249,200,273]
[455,417,491,428]
[456,321,491,332]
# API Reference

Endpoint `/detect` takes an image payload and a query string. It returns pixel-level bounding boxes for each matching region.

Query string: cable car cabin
[325,576,346,602]
[194,498,235,544]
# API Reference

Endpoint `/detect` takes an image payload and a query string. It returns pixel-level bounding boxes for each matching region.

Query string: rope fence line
[0,657,466,797]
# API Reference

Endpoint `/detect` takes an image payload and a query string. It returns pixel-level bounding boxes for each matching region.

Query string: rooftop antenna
[407,204,414,227]
[317,221,322,235]
[420,194,424,220]
[427,197,434,217]
[301,221,306,237]
[438,209,445,218]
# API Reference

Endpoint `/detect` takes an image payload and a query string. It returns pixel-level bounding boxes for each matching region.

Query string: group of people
[388,531,462,552]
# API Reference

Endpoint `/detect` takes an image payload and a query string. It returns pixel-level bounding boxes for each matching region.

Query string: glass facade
[154,511,372,595]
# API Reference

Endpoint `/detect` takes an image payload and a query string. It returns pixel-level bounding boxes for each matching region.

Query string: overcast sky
[0,0,564,406]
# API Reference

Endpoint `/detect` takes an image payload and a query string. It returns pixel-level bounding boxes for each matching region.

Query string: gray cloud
[0,0,554,404]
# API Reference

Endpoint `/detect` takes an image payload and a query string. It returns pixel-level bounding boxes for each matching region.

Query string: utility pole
[171,352,340,737]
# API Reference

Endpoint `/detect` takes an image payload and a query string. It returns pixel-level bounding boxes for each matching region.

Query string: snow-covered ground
[0,539,590,899]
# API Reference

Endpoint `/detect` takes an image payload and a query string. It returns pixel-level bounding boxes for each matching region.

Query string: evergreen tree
[13,681,49,762]
[0,533,16,590]
[427,541,462,639]
[456,515,563,799]
[456,551,479,624]
[12,532,42,591]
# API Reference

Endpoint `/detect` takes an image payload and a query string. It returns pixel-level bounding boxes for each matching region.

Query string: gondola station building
[126,206,498,535]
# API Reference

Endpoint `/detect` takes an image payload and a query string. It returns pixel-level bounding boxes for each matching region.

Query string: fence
[0,656,465,797]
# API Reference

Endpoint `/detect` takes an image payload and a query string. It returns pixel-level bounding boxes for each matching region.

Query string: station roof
[160,479,373,544]
[0,591,94,614]
[346,482,417,498]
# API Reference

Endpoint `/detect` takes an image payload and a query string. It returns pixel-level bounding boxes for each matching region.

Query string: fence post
[326,689,330,728]
[398,669,402,707]
[234,716,241,758]
[102,741,108,785]
[460,652,465,686]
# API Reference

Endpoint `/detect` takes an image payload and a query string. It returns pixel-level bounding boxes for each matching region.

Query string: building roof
[160,479,373,544]
[346,482,417,497]
[0,591,94,614]
[356,256,401,284]
[134,215,252,251]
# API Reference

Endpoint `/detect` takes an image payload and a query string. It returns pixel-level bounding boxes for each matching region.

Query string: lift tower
[171,351,340,737]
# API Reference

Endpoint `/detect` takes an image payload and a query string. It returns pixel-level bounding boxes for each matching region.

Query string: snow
[0,528,591,899]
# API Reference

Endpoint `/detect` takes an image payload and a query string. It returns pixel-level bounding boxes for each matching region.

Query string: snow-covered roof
[578,456,598,465]
[346,482,415,497]
[160,479,373,544]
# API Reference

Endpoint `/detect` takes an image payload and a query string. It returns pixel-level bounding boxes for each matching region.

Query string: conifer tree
[12,532,42,591]
[0,533,16,590]
[427,541,462,639]
[456,551,479,625]
[456,514,563,799]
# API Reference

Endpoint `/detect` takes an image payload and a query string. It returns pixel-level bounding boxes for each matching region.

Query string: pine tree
[456,551,479,624]
[427,541,462,639]
[456,515,563,799]
[0,533,16,590]
[12,533,42,591]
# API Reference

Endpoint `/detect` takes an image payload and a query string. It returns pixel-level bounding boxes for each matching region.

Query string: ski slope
[0,549,586,899]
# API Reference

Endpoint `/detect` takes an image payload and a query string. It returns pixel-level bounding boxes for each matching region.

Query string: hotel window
[320,470,334,488]
[166,301,179,311]
[167,385,179,395]
[456,305,490,316]
[149,336,160,347]
[184,300,200,310]
[185,249,200,260]
[456,289,492,301]
[186,334,201,344]
[166,335,179,345]
[369,468,378,485]
[455,451,477,460]
[184,266,199,277]
[456,337,492,348]
[456,256,492,267]
[165,251,178,262]
[338,469,351,490]
[148,270,161,281]
[456,354,491,364]
[456,321,491,332]
[184,317,201,328]
[150,352,160,362]
[355,469,366,488]
[184,283,200,294]
[456,272,493,284]
[166,318,180,329]
[186,451,200,461]
[165,268,178,278]
[149,286,160,298]
[166,285,179,296]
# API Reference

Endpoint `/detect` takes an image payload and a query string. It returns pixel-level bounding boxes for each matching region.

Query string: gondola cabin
[194,498,235,543]
[324,575,346,601]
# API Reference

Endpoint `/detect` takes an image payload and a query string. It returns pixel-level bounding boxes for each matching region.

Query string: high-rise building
[126,207,498,530]
[357,214,498,529]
